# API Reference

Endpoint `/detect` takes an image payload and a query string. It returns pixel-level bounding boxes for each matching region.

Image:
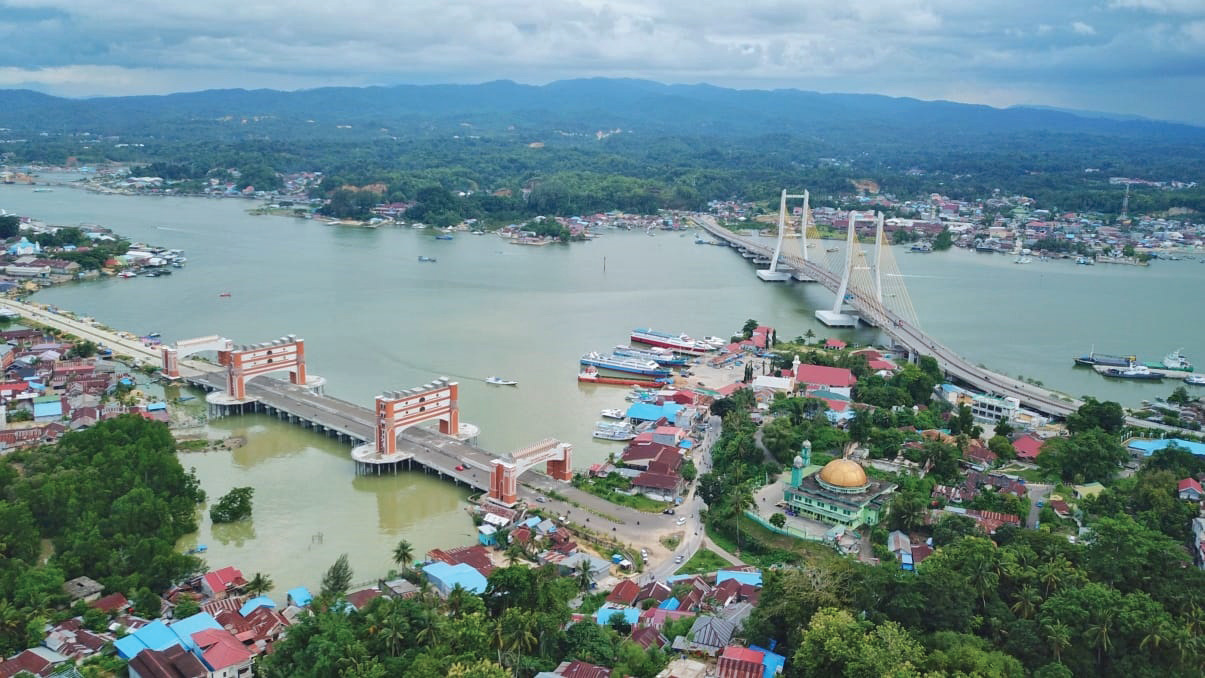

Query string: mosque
[782,441,896,529]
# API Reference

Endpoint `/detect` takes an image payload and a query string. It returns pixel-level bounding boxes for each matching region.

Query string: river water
[3,179,1201,592]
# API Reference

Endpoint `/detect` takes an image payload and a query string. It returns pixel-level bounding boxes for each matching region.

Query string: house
[0,648,62,678]
[824,338,847,350]
[717,645,765,678]
[63,576,104,602]
[200,567,246,600]
[638,606,695,631]
[285,587,312,608]
[794,363,857,397]
[552,660,611,678]
[630,626,667,650]
[1049,500,1072,518]
[1012,435,1045,462]
[345,588,382,611]
[631,470,683,498]
[90,592,130,614]
[963,441,998,469]
[676,615,737,655]
[191,628,253,677]
[1178,478,1203,502]
[127,645,208,678]
[422,562,488,596]
[594,606,640,627]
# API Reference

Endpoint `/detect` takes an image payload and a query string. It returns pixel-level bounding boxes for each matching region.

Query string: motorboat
[1186,374,1205,385]
[700,336,728,349]
[600,408,625,420]
[593,421,637,441]
[485,376,518,386]
[219,292,232,297]
[417,256,437,262]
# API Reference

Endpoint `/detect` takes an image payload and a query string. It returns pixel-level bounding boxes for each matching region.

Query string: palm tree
[732,485,755,552]
[574,559,593,593]
[1086,609,1117,670]
[804,329,816,342]
[1043,621,1072,665]
[392,539,414,573]
[1009,585,1041,620]
[378,613,407,658]
[446,584,469,618]
[503,612,538,670]
[244,572,273,597]
[504,543,524,566]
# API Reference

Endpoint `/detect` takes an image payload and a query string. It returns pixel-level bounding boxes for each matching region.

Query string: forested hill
[1,79,1203,148]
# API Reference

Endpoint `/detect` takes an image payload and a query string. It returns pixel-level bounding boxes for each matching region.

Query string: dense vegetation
[209,486,254,523]
[4,80,1204,220]
[0,416,206,654]
[261,561,673,678]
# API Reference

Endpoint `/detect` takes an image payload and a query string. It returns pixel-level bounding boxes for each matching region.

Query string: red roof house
[824,338,847,349]
[606,580,640,606]
[717,645,766,678]
[1012,435,1046,462]
[795,364,857,389]
[1178,477,1203,501]
[201,566,246,599]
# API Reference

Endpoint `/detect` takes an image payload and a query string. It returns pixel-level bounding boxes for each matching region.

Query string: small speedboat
[219,292,232,297]
[435,234,454,240]
[1186,374,1205,386]
[418,256,437,263]
[147,332,161,338]
[485,376,518,386]
[600,408,625,420]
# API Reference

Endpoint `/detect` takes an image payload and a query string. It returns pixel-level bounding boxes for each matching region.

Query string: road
[1025,483,1053,529]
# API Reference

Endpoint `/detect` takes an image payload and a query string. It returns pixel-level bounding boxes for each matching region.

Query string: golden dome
[818,459,868,489]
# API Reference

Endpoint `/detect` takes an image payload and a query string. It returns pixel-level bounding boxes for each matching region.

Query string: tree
[994,418,1014,438]
[988,435,1015,461]
[888,493,927,532]
[71,340,98,359]
[1167,386,1192,406]
[1037,429,1127,483]
[741,319,759,338]
[133,588,161,618]
[932,513,979,546]
[173,597,200,619]
[769,513,786,529]
[392,539,414,572]
[1065,397,1125,435]
[731,485,755,551]
[933,227,953,251]
[794,607,928,677]
[321,554,353,599]
[0,215,19,239]
[209,486,254,523]
[245,572,273,596]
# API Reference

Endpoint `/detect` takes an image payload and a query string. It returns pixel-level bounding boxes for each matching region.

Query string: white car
[674,555,684,564]
[675,517,687,526]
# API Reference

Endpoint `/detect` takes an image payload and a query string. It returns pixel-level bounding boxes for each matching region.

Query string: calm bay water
[3,179,1201,591]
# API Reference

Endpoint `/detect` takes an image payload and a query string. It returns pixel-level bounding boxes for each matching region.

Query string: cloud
[0,1,1201,122]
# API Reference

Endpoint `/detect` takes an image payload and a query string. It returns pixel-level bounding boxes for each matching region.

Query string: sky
[1,0,1204,123]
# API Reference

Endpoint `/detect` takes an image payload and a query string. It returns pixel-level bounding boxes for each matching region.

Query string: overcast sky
[2,0,1204,123]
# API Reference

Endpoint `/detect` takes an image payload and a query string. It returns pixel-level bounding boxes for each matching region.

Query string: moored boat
[1102,364,1163,380]
[580,352,672,378]
[630,328,710,355]
[600,408,625,420]
[1147,349,1193,373]
[613,345,688,366]
[1185,374,1205,385]
[593,421,637,441]
[1074,348,1136,368]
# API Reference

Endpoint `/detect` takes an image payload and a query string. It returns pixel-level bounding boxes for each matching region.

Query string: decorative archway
[161,335,233,378]
[374,379,459,457]
[490,438,573,505]
[220,336,306,400]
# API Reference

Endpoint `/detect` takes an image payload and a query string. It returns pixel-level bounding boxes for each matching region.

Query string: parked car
[676,517,687,526]
[674,555,684,564]
[454,464,466,471]
[662,508,676,515]
[536,496,548,503]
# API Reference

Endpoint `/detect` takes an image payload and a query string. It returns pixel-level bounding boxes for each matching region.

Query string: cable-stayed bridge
[695,191,1176,431]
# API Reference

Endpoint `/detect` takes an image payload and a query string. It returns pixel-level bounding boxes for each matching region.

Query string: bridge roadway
[696,217,1178,432]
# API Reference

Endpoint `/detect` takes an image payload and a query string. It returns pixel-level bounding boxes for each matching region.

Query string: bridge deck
[695,216,1175,432]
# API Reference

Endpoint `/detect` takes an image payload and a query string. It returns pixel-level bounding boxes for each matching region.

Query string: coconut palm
[574,559,593,592]
[245,572,273,597]
[1042,621,1072,665]
[392,539,414,573]
[1009,585,1041,620]
[1085,609,1117,670]
[732,485,755,551]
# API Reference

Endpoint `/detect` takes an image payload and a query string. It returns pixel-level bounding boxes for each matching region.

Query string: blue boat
[613,345,688,366]
[435,234,454,240]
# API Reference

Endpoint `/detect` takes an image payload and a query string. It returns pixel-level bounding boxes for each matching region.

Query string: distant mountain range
[1,78,1202,148]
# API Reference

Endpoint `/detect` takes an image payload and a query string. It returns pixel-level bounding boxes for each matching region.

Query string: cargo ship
[613,345,688,366]
[1145,349,1193,373]
[630,328,710,355]
[581,352,671,378]
[578,366,671,387]
[1102,365,1163,381]
[1074,348,1136,368]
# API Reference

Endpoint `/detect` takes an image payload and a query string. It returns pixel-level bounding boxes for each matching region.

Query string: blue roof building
[287,587,313,607]
[595,606,641,626]
[114,620,179,659]
[1127,438,1205,457]
[626,402,683,423]
[32,396,62,421]
[146,402,168,412]
[715,570,762,587]
[167,612,222,652]
[422,562,488,596]
[239,596,276,617]
[658,597,680,611]
[748,644,787,678]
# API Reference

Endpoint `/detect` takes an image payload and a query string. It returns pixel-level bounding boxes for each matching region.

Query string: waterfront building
[937,384,1049,429]
[782,442,895,529]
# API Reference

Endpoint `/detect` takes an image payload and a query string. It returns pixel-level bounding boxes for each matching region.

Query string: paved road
[1025,483,1053,529]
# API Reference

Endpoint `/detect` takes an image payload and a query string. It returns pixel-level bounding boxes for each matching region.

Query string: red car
[455,464,466,471]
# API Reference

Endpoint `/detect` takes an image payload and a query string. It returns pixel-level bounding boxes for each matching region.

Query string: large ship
[580,352,672,378]
[630,328,710,355]
[613,345,688,366]
[1074,348,1136,368]
[1145,349,1193,373]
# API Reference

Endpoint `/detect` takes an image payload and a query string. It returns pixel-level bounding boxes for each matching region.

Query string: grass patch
[660,534,682,550]
[999,466,1051,483]
[675,548,729,575]
[706,517,842,569]
[574,476,669,513]
[175,439,209,451]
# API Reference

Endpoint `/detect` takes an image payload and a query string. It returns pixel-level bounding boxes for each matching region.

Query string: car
[1036,501,1044,508]
[454,464,466,471]
[640,548,649,558]
[675,517,687,526]
[674,555,684,564]
[662,508,676,515]
[535,496,548,503]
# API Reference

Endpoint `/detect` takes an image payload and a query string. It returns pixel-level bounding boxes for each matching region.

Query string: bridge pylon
[815,211,862,327]
[757,189,808,282]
